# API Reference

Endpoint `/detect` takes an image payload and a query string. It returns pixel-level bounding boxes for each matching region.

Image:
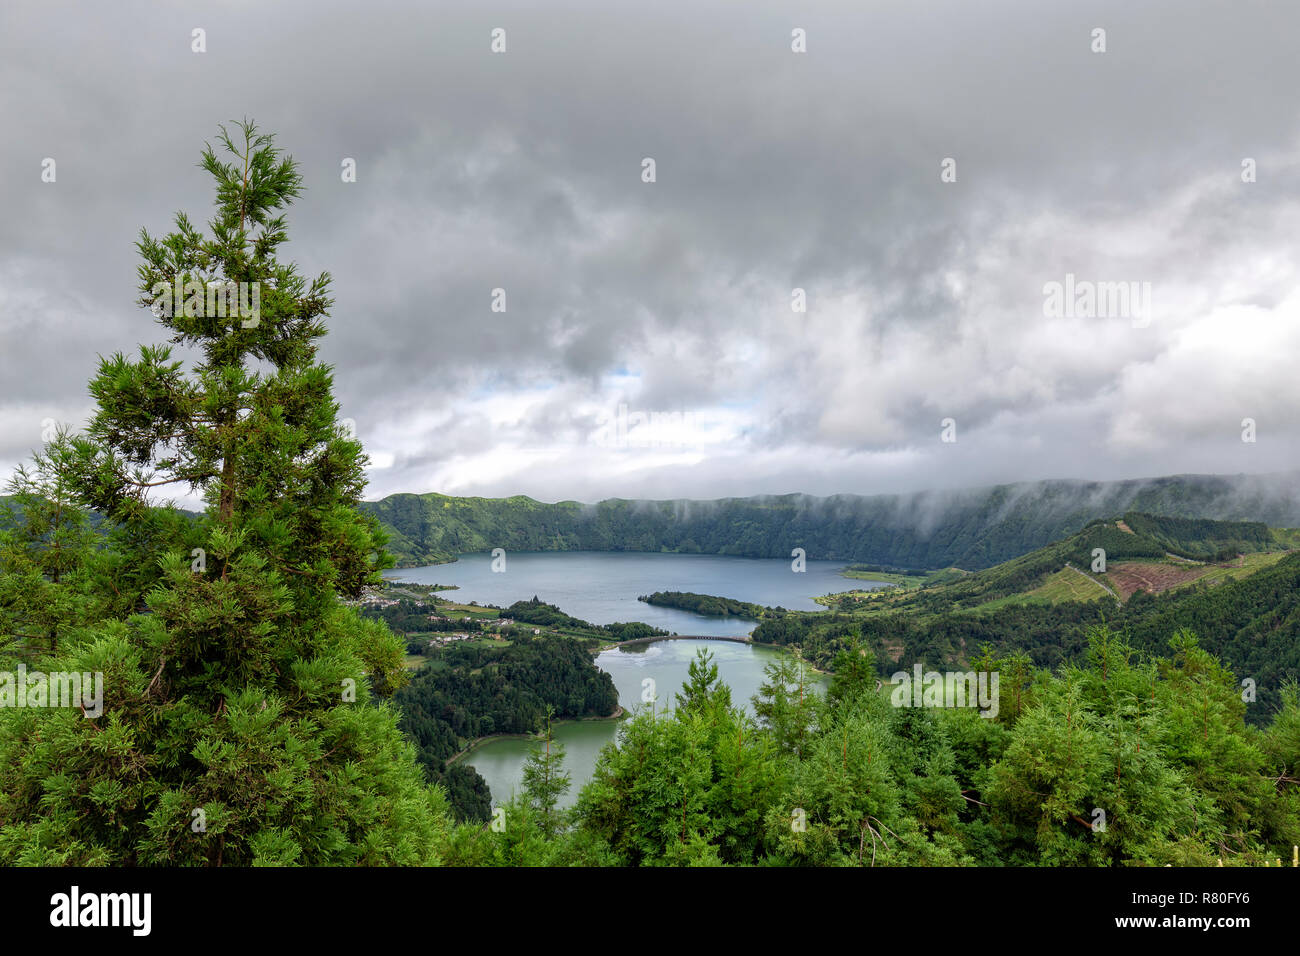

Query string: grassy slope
[822,512,1292,616]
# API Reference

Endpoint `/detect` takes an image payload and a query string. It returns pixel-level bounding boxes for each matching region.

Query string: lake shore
[595,633,831,675]
[382,550,865,629]
[446,636,827,770]
[456,638,832,808]
[445,705,627,768]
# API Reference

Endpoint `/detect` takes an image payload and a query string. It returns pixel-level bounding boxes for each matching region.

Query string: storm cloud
[2,0,1298,505]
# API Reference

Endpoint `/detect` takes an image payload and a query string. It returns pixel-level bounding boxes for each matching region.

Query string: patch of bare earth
[1115,520,1135,534]
[1107,561,1210,600]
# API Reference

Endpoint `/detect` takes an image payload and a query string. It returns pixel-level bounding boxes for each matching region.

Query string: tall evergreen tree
[675,647,731,713]
[521,710,570,834]
[0,121,453,866]
[752,657,817,757]
[825,635,875,713]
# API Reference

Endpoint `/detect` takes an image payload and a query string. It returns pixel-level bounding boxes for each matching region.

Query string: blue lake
[385,550,882,635]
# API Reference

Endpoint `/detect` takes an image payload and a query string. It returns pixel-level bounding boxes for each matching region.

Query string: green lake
[461,637,827,809]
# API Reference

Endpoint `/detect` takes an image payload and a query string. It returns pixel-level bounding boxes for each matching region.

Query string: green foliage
[575,685,778,865]
[1122,512,1272,561]
[0,439,110,657]
[3,118,1298,869]
[394,635,618,819]
[559,626,1299,867]
[753,657,819,757]
[755,519,1300,718]
[638,591,768,620]
[521,712,570,835]
[826,638,876,712]
[503,596,589,629]
[364,477,1300,570]
[499,596,670,642]
[0,121,454,866]
[675,648,732,714]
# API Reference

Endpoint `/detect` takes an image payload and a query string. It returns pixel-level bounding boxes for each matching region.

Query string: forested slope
[754,516,1300,720]
[362,471,1300,569]
[394,635,619,820]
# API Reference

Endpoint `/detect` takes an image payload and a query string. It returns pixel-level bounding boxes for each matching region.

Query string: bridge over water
[602,634,754,649]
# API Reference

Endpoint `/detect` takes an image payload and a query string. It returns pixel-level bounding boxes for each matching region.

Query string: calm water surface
[461,638,828,809]
[388,552,869,807]
[387,550,879,635]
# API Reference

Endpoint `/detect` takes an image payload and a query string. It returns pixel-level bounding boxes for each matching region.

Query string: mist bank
[360,470,1300,570]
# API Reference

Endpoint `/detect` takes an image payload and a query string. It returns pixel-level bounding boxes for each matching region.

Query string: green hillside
[824,513,1277,615]
[755,513,1300,719]
[362,471,1300,569]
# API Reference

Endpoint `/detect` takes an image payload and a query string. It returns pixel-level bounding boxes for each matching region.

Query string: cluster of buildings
[427,633,473,647]
[356,591,429,610]
[423,615,541,647]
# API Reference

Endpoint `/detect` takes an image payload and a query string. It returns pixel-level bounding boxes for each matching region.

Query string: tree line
[363,483,1300,570]
[440,633,1300,866]
[637,590,768,619]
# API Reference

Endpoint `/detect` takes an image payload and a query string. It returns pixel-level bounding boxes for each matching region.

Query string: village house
[427,632,473,647]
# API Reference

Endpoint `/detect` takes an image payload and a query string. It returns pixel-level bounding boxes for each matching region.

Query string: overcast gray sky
[2,0,1298,505]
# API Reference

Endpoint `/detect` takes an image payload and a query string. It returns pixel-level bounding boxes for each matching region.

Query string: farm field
[1103,560,1210,600]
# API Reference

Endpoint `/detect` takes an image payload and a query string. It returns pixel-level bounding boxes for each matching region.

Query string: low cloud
[3,0,1298,505]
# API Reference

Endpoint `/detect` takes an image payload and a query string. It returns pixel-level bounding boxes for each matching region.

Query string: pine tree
[0,121,453,866]
[521,710,570,834]
[753,657,817,756]
[675,647,731,713]
[825,634,875,713]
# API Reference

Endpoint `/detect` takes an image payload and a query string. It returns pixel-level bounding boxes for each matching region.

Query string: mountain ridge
[360,469,1300,570]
